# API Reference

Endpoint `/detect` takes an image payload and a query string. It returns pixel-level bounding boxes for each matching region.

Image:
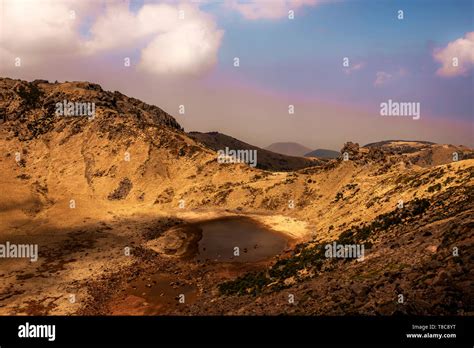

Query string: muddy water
[109,216,290,315]
[110,273,197,315]
[194,217,289,262]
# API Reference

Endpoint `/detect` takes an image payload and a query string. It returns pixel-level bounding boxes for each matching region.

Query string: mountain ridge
[0,77,472,316]
[188,131,322,171]
[305,148,340,159]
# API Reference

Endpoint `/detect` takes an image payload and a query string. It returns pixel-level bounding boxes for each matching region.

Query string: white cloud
[0,0,90,59]
[139,19,223,76]
[373,71,392,87]
[0,0,223,76]
[372,68,408,87]
[344,62,364,75]
[81,2,144,54]
[433,32,474,78]
[228,0,320,20]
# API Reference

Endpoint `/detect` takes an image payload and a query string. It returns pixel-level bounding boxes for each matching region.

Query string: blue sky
[2,0,472,148]
[206,0,473,121]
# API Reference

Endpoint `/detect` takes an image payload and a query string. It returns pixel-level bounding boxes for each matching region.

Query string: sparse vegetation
[219,197,431,296]
[107,178,133,200]
[334,191,343,202]
[427,183,442,192]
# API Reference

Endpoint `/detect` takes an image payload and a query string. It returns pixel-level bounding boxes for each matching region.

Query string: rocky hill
[0,78,472,316]
[188,131,322,171]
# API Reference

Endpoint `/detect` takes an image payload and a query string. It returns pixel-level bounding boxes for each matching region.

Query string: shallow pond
[194,216,289,263]
[109,216,290,314]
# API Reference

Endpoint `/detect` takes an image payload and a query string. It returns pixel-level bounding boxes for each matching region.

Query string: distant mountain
[360,140,473,167]
[188,132,321,171]
[363,140,435,148]
[264,142,312,157]
[305,149,340,159]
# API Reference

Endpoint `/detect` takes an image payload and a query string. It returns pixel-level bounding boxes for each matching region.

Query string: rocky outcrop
[0,78,183,141]
[340,141,360,160]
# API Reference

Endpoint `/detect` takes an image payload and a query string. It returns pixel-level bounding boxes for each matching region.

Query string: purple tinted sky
[1,0,473,149]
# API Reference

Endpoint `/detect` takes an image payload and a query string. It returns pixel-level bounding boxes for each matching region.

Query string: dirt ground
[0,204,310,315]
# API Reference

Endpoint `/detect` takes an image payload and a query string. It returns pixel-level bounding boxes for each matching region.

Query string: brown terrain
[0,77,472,316]
[188,131,323,171]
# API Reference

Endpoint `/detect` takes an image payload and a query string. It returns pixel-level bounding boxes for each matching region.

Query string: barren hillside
[0,78,472,315]
[188,131,322,171]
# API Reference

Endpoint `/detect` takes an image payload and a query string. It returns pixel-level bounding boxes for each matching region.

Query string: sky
[1,0,473,150]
